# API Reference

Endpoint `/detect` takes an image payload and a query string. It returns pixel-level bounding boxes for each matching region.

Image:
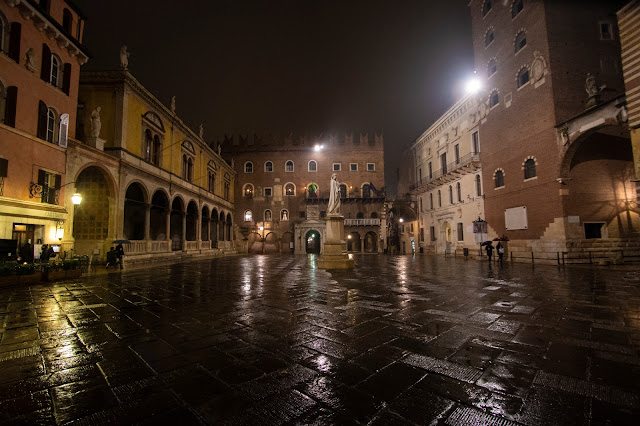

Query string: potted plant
[43,262,65,282]
[15,263,42,284]
[62,260,82,279]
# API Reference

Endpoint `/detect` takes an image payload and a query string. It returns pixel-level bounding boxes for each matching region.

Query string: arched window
[429,193,433,209]
[307,183,318,198]
[437,190,442,207]
[285,183,295,196]
[371,212,378,219]
[308,160,317,172]
[208,170,215,193]
[524,159,536,179]
[362,184,371,199]
[244,184,254,198]
[152,135,161,166]
[224,173,230,200]
[515,31,527,53]
[483,0,492,16]
[495,170,504,188]
[50,54,60,87]
[357,212,364,219]
[264,209,272,222]
[244,161,253,173]
[517,67,530,88]
[281,209,289,221]
[485,28,494,47]
[339,184,347,198]
[244,210,252,222]
[489,90,499,108]
[187,157,193,182]
[285,160,294,172]
[488,58,497,77]
[46,107,57,142]
[476,175,482,196]
[265,161,273,172]
[456,182,462,202]
[144,130,152,162]
[182,154,188,180]
[449,185,454,204]
[512,0,524,18]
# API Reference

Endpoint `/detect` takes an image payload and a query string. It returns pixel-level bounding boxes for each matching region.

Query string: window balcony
[344,218,381,226]
[411,152,480,193]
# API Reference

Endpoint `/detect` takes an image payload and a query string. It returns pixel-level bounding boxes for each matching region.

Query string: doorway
[305,230,321,254]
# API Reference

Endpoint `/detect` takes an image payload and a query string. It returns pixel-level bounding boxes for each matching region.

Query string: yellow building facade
[61,69,236,261]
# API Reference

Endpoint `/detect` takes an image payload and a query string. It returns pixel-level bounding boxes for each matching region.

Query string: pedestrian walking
[115,243,124,269]
[485,242,494,262]
[496,242,505,264]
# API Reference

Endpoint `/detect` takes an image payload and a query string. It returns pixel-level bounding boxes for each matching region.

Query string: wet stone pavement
[1,255,640,425]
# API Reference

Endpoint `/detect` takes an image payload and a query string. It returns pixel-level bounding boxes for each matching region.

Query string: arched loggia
[123,182,147,240]
[186,201,198,241]
[150,190,169,240]
[170,197,185,251]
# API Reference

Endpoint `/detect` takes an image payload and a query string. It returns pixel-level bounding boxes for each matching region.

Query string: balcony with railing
[344,218,381,226]
[411,152,480,192]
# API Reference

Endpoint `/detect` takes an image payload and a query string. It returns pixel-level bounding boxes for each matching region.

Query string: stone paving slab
[1,254,640,424]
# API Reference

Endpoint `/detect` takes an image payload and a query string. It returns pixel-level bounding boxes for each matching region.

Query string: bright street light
[399,218,404,223]
[465,77,482,95]
[314,144,324,152]
[71,192,82,205]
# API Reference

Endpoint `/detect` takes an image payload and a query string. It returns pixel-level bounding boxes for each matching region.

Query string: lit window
[244,184,254,198]
[265,161,273,172]
[489,90,499,108]
[285,183,295,196]
[524,159,536,179]
[244,162,253,173]
[515,31,527,53]
[495,170,504,188]
[517,67,530,88]
[512,0,523,18]
[308,160,317,172]
[482,0,492,16]
[286,160,294,172]
[244,210,252,222]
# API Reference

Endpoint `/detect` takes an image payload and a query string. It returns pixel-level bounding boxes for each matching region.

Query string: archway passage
[347,232,361,252]
[211,208,219,247]
[186,201,198,241]
[150,190,169,240]
[563,128,637,238]
[305,230,321,254]
[201,206,210,241]
[247,231,262,254]
[264,232,278,254]
[364,231,377,253]
[281,231,293,253]
[170,198,184,251]
[218,211,225,243]
[73,167,111,246]
[226,213,233,242]
[123,183,147,240]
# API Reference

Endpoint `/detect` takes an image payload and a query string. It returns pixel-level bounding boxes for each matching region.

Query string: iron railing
[411,152,480,191]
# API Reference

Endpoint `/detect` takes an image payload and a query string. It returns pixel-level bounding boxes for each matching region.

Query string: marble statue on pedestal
[90,107,101,138]
[120,46,130,70]
[328,173,341,215]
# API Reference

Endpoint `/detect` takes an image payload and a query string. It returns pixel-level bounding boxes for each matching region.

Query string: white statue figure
[170,96,176,113]
[217,144,222,155]
[327,173,341,215]
[120,45,130,70]
[199,124,204,139]
[90,106,101,138]
[585,73,598,97]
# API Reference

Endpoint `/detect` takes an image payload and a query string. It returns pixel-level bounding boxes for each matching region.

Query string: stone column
[165,209,171,253]
[182,212,187,251]
[144,204,151,252]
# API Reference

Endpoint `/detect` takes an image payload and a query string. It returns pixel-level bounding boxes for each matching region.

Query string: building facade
[469,0,634,257]
[410,95,485,256]
[222,132,386,255]
[0,0,88,258]
[619,1,640,179]
[63,68,236,261]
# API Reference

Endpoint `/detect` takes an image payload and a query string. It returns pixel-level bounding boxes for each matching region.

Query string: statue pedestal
[87,137,105,151]
[317,214,354,269]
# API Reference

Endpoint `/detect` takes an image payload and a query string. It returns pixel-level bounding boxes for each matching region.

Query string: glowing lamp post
[71,192,82,205]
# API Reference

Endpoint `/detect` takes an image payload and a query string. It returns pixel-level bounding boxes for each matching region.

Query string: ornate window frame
[494,168,505,188]
[522,156,538,180]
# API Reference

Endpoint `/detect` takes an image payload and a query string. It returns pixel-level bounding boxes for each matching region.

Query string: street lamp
[71,192,82,205]
[314,144,324,152]
[465,76,482,95]
[399,218,404,223]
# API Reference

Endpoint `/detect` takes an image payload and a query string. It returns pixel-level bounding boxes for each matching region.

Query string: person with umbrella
[482,241,494,262]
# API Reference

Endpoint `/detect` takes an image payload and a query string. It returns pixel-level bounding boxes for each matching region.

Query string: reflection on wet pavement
[1,254,639,424]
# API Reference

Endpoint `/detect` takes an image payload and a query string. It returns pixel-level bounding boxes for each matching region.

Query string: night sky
[75,0,474,196]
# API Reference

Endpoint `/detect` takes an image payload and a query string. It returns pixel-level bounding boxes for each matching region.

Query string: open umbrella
[481,241,493,246]
[493,237,501,241]
[112,239,131,244]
